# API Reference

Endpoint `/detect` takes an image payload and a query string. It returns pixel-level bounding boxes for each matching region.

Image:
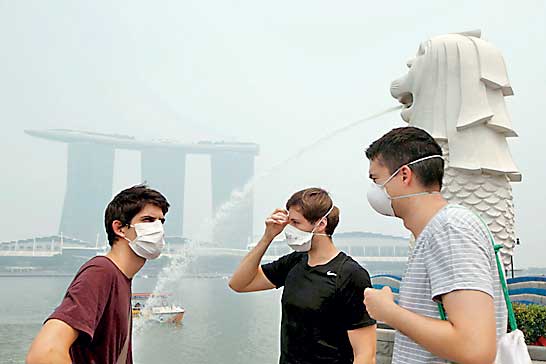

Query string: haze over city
[0,0,544,267]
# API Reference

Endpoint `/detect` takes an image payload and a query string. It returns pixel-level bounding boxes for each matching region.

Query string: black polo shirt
[262,251,376,364]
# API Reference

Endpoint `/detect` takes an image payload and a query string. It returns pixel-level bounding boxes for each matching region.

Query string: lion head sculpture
[390,30,521,182]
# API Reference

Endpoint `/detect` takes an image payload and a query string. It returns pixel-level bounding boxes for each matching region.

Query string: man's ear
[112,220,126,240]
[318,217,328,232]
[400,165,414,185]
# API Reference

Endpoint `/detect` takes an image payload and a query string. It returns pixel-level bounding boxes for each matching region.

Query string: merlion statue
[390,30,521,266]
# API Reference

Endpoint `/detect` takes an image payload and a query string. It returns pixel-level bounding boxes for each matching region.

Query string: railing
[370,275,546,306]
[507,276,546,305]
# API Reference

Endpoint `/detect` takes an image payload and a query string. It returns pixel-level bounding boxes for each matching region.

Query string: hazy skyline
[0,1,544,267]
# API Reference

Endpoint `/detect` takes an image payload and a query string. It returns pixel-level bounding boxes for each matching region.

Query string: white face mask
[124,220,165,260]
[367,155,443,217]
[284,205,334,252]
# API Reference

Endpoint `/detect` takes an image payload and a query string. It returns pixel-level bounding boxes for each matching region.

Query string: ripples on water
[0,276,282,364]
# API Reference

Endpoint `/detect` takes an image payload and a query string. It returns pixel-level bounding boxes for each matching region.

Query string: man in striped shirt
[362,127,507,364]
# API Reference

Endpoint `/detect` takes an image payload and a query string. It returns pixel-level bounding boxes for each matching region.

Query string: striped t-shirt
[392,204,507,364]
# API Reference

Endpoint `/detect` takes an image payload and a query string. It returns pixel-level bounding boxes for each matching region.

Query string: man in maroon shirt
[26,185,170,364]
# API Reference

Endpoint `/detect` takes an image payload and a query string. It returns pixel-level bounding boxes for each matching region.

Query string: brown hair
[365,126,444,188]
[285,187,339,236]
[104,184,170,246]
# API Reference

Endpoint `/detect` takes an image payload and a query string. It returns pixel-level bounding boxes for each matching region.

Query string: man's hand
[363,286,397,323]
[228,209,287,293]
[364,288,497,364]
[264,208,288,239]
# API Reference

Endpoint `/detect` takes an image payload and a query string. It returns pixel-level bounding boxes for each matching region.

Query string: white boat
[132,293,185,324]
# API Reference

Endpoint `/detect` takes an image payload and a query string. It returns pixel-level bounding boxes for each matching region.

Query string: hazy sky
[1,1,544,267]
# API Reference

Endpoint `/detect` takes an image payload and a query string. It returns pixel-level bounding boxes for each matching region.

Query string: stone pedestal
[376,329,395,364]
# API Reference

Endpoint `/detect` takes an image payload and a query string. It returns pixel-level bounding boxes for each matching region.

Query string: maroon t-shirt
[47,256,133,364]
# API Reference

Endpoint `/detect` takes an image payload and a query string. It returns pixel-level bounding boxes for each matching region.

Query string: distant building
[334,231,410,259]
[25,129,259,248]
[0,234,106,273]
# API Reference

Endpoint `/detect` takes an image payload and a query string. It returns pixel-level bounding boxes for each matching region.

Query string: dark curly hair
[104,184,170,246]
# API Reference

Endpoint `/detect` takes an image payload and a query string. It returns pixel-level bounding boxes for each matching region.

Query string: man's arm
[27,260,115,364]
[348,324,377,364]
[26,319,79,364]
[364,287,496,364]
[228,234,276,292]
[228,208,287,292]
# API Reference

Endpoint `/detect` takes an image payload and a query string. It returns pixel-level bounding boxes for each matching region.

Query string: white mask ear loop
[390,190,441,200]
[311,204,335,236]
[387,154,444,200]
[406,154,444,166]
[119,224,133,243]
[382,155,444,187]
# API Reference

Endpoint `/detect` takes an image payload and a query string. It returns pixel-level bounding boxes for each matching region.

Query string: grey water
[0,275,282,364]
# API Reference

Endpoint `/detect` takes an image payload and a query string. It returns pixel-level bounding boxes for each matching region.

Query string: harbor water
[0,275,282,364]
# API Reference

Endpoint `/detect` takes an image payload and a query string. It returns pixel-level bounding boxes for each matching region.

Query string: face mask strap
[407,154,444,166]
[323,204,335,219]
[311,204,335,235]
[381,169,399,187]
[114,221,132,243]
[390,190,441,200]
[381,154,444,187]
[120,223,137,243]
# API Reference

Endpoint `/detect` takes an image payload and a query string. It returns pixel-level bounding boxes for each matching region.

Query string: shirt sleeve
[338,264,377,330]
[46,263,114,341]
[261,252,304,288]
[424,214,495,302]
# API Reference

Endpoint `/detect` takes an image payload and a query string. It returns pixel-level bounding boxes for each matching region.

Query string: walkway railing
[371,274,546,306]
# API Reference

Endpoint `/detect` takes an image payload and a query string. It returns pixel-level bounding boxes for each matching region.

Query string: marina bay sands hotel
[25,129,259,249]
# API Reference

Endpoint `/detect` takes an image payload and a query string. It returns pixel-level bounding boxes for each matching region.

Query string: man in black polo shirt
[229,188,376,364]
